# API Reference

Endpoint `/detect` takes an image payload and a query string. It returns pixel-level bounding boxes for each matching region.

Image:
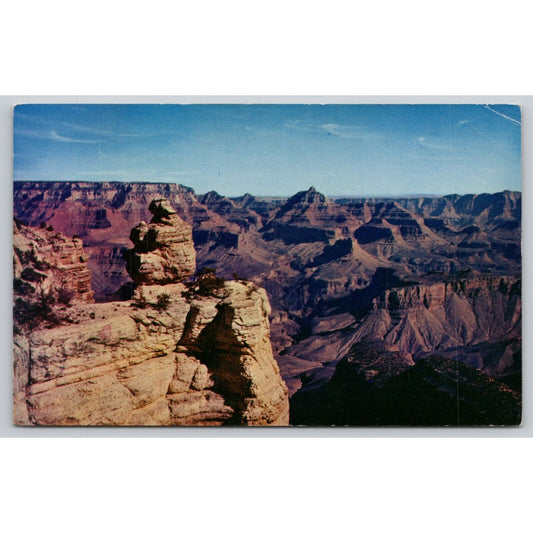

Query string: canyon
[13,181,522,425]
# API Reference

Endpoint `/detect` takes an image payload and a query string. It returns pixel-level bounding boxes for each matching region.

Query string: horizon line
[12,179,521,200]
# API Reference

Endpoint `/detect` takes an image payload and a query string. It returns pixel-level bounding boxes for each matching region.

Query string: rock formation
[12,181,240,296]
[124,198,196,284]
[13,182,521,302]
[13,207,289,426]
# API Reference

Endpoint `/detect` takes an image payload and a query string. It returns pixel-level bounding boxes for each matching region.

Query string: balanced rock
[124,198,196,285]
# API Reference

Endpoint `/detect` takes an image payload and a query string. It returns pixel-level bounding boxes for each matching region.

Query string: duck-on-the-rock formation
[13,199,290,426]
[124,198,196,285]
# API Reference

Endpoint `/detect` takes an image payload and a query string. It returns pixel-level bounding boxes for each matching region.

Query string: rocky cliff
[355,276,521,359]
[13,181,243,297]
[13,219,94,307]
[13,219,96,424]
[13,204,289,426]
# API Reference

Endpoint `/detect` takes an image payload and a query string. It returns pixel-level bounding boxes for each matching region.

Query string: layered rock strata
[13,219,94,304]
[13,220,95,424]
[355,276,521,358]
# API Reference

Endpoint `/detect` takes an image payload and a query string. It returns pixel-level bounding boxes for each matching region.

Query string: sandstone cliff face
[189,283,290,425]
[16,282,288,426]
[13,209,289,426]
[13,219,95,424]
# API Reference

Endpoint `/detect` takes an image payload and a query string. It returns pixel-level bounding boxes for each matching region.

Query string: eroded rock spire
[124,198,196,285]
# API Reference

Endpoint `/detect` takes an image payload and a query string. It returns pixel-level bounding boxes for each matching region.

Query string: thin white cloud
[16,127,101,143]
[284,120,315,132]
[15,112,139,140]
[50,130,102,144]
[76,168,196,180]
[416,136,450,150]
[15,128,48,140]
[456,120,471,127]
[320,123,341,135]
[405,152,469,161]
[61,122,113,136]
[160,169,201,177]
[62,121,139,138]
[285,120,381,140]
[243,124,277,137]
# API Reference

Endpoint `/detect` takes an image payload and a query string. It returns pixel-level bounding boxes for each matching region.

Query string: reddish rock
[13,219,94,306]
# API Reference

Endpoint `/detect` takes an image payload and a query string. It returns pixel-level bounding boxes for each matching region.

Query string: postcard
[13,104,522,426]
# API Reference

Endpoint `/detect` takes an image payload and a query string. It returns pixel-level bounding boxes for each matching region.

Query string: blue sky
[13,104,521,197]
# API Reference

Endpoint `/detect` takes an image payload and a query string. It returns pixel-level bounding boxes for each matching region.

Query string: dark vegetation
[186,267,227,297]
[21,267,45,283]
[13,287,60,332]
[57,288,74,306]
[134,291,172,311]
[290,351,521,426]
